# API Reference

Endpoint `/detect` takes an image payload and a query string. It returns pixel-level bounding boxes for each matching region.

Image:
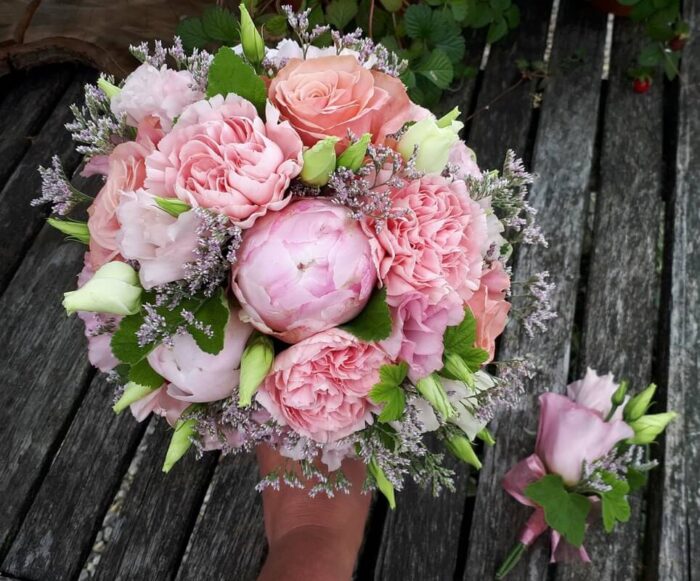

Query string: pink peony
[466,260,511,361]
[268,55,416,151]
[257,329,389,443]
[130,386,189,426]
[381,290,463,382]
[535,393,634,485]
[147,308,254,403]
[145,95,303,226]
[373,175,488,305]
[232,198,380,344]
[111,63,203,131]
[87,119,162,270]
[115,189,199,289]
[567,368,626,420]
[448,141,482,180]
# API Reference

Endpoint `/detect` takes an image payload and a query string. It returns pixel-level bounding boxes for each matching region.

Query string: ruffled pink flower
[115,189,199,289]
[535,393,634,486]
[232,199,380,344]
[466,261,511,361]
[257,329,389,443]
[373,175,488,305]
[111,63,204,131]
[145,95,303,226]
[448,141,482,180]
[268,55,416,151]
[129,386,189,426]
[147,308,254,403]
[567,368,626,420]
[87,119,163,270]
[381,290,463,382]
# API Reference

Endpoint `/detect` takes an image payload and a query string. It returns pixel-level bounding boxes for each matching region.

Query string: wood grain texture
[91,421,217,581]
[1,375,146,581]
[555,15,664,581]
[465,0,608,578]
[654,1,700,579]
[174,454,266,581]
[0,68,93,294]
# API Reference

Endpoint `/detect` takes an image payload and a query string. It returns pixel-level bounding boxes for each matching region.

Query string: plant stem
[495,543,527,579]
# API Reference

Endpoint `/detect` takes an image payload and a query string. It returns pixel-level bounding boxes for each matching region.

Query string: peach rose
[466,261,511,361]
[268,55,416,150]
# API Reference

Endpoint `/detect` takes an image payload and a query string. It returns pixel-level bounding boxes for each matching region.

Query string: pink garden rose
[87,118,162,270]
[116,189,199,289]
[111,63,203,131]
[535,393,634,485]
[232,198,380,344]
[567,368,625,420]
[257,329,389,443]
[268,55,416,151]
[130,386,189,426]
[381,290,463,382]
[373,175,488,305]
[147,308,254,403]
[466,260,511,361]
[145,94,303,226]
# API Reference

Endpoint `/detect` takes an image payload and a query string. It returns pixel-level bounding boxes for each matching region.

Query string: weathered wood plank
[0,64,75,186]
[653,1,700,579]
[555,14,665,581]
[174,454,266,581]
[90,422,217,581]
[1,375,146,581]
[465,0,608,578]
[0,67,93,294]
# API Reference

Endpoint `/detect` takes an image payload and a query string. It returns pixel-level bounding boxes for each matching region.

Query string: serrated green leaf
[326,0,359,30]
[201,5,239,43]
[129,359,165,389]
[465,1,494,28]
[443,308,477,356]
[449,0,469,22]
[627,467,648,491]
[599,471,631,533]
[370,362,408,422]
[415,49,454,89]
[379,361,409,385]
[639,44,664,66]
[405,4,433,39]
[487,17,509,44]
[187,289,229,355]
[525,474,591,548]
[490,0,511,11]
[430,13,465,63]
[258,13,288,37]
[206,47,267,116]
[341,287,392,342]
[176,17,210,52]
[111,312,150,365]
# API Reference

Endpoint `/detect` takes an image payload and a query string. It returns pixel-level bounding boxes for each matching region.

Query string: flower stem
[495,543,527,579]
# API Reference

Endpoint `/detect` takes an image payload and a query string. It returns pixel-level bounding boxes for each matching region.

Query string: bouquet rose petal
[33,5,557,503]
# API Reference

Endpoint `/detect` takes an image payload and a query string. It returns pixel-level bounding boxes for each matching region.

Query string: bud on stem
[238,333,275,407]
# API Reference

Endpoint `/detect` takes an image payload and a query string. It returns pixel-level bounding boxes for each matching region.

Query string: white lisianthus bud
[163,415,198,473]
[238,333,275,407]
[446,433,482,469]
[397,107,463,173]
[416,373,455,419]
[97,76,121,100]
[300,137,339,186]
[240,3,265,66]
[113,381,160,414]
[623,383,657,422]
[63,261,142,316]
[628,412,677,445]
[443,352,475,388]
[336,133,371,171]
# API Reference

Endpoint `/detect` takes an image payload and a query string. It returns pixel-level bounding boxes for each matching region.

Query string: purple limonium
[32,155,91,215]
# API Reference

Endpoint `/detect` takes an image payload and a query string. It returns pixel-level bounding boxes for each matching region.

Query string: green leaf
[627,467,648,492]
[176,17,210,52]
[415,49,454,89]
[525,474,591,548]
[400,69,417,89]
[369,458,396,509]
[187,289,230,355]
[487,17,509,44]
[430,15,466,63]
[404,4,433,39]
[465,1,494,27]
[201,6,239,43]
[638,44,664,66]
[504,4,520,28]
[258,13,288,37]
[206,47,267,116]
[326,0,359,30]
[47,218,90,244]
[599,472,631,533]
[129,359,165,389]
[449,0,469,22]
[490,0,511,11]
[341,287,393,342]
[370,362,409,422]
[154,196,190,217]
[111,312,150,365]
[379,361,409,385]
[443,308,479,361]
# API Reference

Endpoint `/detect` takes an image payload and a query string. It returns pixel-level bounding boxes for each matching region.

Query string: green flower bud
[154,196,190,217]
[397,113,463,173]
[63,261,142,316]
[476,427,496,446]
[443,352,475,388]
[436,107,461,128]
[416,373,455,419]
[628,412,677,445]
[240,3,265,65]
[97,76,121,99]
[239,333,275,407]
[369,458,396,509]
[48,218,90,244]
[336,133,371,171]
[446,433,482,469]
[163,416,197,473]
[624,383,657,422]
[300,137,339,186]
[113,381,160,414]
[611,379,629,407]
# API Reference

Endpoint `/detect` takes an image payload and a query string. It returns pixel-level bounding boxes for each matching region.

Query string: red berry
[633,78,651,94]
[669,36,686,52]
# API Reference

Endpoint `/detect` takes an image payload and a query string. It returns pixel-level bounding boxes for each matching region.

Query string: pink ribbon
[503,454,591,563]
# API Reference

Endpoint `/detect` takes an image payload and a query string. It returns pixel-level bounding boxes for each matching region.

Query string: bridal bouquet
[33,6,554,503]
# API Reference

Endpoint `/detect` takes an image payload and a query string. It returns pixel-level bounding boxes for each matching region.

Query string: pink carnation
[145,95,303,226]
[257,329,389,443]
[111,63,203,131]
[373,175,488,305]
[116,189,199,289]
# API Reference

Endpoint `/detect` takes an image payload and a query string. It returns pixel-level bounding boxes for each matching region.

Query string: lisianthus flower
[566,368,626,420]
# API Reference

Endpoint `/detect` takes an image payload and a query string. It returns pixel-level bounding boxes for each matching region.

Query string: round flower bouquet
[34,7,555,506]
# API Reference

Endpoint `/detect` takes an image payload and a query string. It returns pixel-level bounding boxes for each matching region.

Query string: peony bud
[443,352,475,388]
[238,333,275,407]
[416,373,455,419]
[300,137,339,186]
[48,218,90,244]
[240,3,265,66]
[163,414,198,473]
[113,381,160,414]
[397,111,463,173]
[627,412,677,445]
[446,433,482,469]
[624,383,657,422]
[63,261,142,316]
[336,133,371,171]
[97,76,121,100]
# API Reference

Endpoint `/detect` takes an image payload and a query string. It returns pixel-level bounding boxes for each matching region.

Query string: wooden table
[0,1,697,579]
